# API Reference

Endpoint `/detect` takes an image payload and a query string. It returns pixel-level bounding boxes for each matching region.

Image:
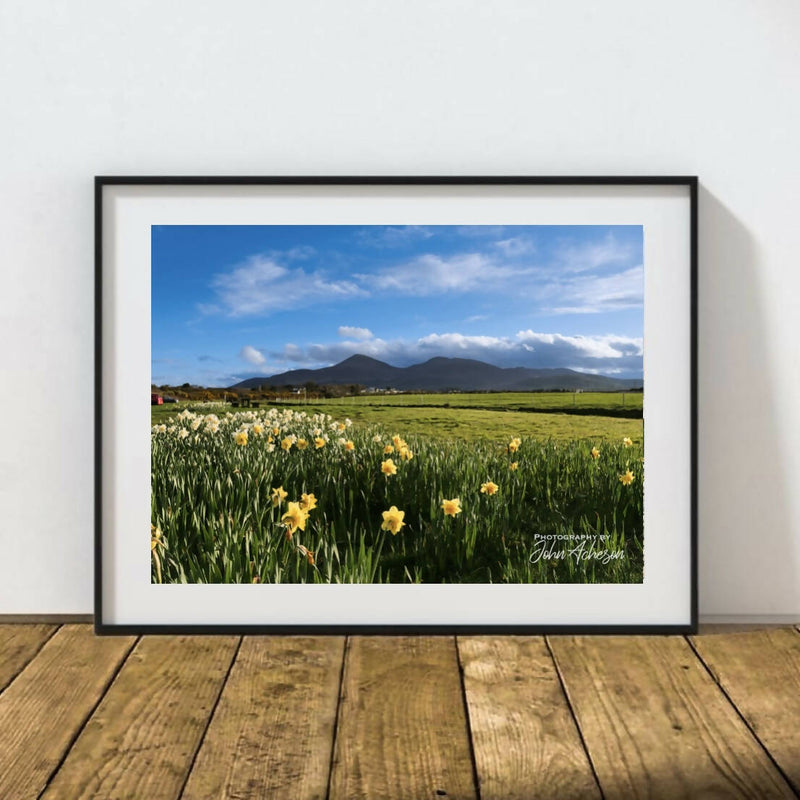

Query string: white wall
[1,0,798,618]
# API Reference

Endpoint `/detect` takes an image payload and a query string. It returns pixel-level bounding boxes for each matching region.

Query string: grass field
[152,392,643,443]
[151,397,644,585]
[310,390,642,413]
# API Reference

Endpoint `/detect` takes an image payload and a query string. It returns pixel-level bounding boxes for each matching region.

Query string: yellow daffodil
[508,437,521,453]
[622,437,633,448]
[296,438,308,450]
[234,431,248,446]
[442,498,462,517]
[271,486,288,507]
[590,447,600,460]
[314,437,326,449]
[344,440,355,452]
[381,458,397,476]
[252,423,264,436]
[337,422,347,432]
[619,469,635,486]
[299,492,318,512]
[383,444,394,454]
[399,446,413,461]
[280,437,293,451]
[381,506,406,535]
[509,462,519,471]
[480,481,499,496]
[272,427,280,436]
[392,434,404,449]
[281,502,309,537]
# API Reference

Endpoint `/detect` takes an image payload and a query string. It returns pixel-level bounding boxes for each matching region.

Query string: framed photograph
[96,176,697,633]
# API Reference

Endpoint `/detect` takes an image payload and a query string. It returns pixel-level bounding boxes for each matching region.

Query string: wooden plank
[458,636,601,800]
[691,628,800,793]
[41,635,240,800]
[329,636,477,800]
[548,635,796,800]
[182,636,345,800]
[0,624,134,800]
[0,623,56,692]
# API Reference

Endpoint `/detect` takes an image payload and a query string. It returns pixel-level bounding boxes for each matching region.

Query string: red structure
[151,393,163,405]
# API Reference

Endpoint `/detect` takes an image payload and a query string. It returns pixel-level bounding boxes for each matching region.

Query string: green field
[310,390,642,413]
[151,397,644,585]
[152,391,642,443]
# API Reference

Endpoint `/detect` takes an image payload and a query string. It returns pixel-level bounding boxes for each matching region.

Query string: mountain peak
[230,353,642,392]
[338,354,388,367]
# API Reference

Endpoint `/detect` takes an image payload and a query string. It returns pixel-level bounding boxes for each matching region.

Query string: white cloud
[337,325,373,341]
[550,266,644,314]
[356,253,535,296]
[558,232,635,273]
[239,345,266,365]
[267,330,643,375]
[207,255,366,317]
[284,245,315,260]
[494,236,535,257]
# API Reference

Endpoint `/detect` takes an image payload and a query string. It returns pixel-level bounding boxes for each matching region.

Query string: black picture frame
[95,175,698,635]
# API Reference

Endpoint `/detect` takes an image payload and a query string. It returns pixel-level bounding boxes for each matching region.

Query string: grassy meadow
[151,393,644,585]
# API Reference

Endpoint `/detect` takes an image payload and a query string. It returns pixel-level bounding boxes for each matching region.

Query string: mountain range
[230,355,643,392]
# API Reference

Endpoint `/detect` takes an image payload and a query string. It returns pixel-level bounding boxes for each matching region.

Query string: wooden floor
[1,626,799,799]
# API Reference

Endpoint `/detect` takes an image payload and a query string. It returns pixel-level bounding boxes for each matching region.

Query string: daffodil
[383,444,394,454]
[399,446,413,461]
[281,437,293,451]
[590,447,600,460]
[622,437,633,448]
[296,438,308,450]
[480,481,499,496]
[297,544,315,565]
[508,437,521,453]
[381,458,397,476]
[150,524,163,551]
[392,434,404,449]
[509,462,519,471]
[344,440,355,452]
[271,486,288,507]
[252,423,264,436]
[381,506,406,535]
[234,431,248,446]
[281,502,309,537]
[272,427,280,436]
[337,422,347,432]
[314,437,326,449]
[300,492,317,512]
[442,498,462,517]
[619,469,635,486]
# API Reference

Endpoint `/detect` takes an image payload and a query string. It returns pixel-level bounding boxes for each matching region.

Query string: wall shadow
[698,188,798,618]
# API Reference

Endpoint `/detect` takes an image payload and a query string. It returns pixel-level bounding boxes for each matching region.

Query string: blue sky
[152,224,643,386]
